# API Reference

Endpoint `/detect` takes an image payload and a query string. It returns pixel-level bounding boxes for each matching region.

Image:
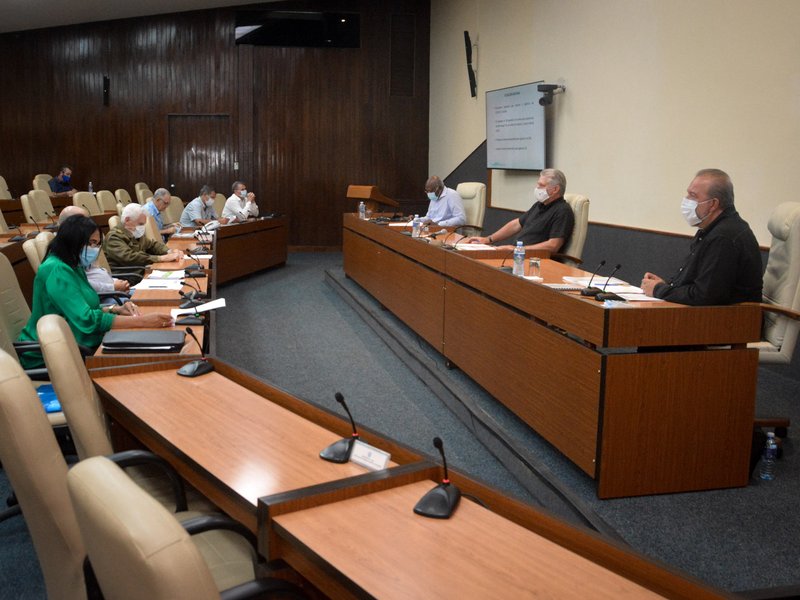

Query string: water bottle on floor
[759,432,778,481]
[512,241,525,276]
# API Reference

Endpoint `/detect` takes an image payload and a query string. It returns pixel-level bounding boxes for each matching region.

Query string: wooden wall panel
[0,0,430,246]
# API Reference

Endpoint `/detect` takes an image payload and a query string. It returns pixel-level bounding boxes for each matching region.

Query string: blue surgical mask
[62,174,71,183]
[79,246,100,268]
[427,192,438,202]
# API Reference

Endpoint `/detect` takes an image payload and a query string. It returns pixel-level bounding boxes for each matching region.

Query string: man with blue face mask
[641,169,762,305]
[422,176,466,227]
[48,165,76,198]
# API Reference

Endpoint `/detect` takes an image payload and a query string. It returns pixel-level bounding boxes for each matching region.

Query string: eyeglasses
[87,238,102,248]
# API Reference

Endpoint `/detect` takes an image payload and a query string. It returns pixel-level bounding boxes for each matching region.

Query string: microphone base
[413,482,461,519]
[175,315,204,326]
[177,359,214,378]
[595,292,626,302]
[185,270,207,278]
[179,299,205,309]
[498,266,513,273]
[319,437,356,463]
[580,286,602,296]
[44,224,59,231]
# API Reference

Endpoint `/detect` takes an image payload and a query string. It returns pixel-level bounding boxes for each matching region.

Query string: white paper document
[455,243,496,251]
[617,294,665,302]
[133,279,183,290]
[170,297,227,318]
[388,222,411,227]
[562,276,626,286]
[148,270,185,280]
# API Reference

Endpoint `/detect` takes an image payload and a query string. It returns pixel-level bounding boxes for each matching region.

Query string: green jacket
[17,255,115,368]
[104,225,170,267]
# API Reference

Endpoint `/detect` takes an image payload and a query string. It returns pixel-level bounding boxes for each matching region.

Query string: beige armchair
[552,194,590,266]
[214,192,227,219]
[22,189,56,224]
[32,173,52,193]
[114,188,133,206]
[136,187,153,204]
[0,207,10,233]
[73,191,102,216]
[145,213,161,243]
[95,189,117,212]
[164,195,185,225]
[456,182,486,230]
[0,175,12,199]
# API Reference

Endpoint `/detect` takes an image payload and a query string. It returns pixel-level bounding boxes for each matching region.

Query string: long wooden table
[213,217,288,284]
[91,359,731,599]
[342,213,762,498]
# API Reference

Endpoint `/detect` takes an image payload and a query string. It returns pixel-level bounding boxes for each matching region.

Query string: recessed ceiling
[0,0,274,34]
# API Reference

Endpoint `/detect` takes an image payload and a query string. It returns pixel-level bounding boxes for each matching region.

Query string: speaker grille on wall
[390,14,415,97]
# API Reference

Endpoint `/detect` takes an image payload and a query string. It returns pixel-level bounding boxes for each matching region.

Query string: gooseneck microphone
[184,250,206,276]
[580,260,606,296]
[595,263,626,302]
[414,437,461,519]
[44,211,59,230]
[7,224,26,242]
[498,247,516,273]
[177,327,214,377]
[27,215,41,237]
[180,279,209,300]
[319,392,360,463]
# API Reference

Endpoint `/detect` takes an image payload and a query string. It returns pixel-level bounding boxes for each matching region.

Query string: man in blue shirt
[144,188,179,240]
[48,165,76,198]
[180,185,230,228]
[422,176,466,227]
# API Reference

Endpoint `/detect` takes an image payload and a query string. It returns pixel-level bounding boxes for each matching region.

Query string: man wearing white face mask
[421,176,465,227]
[104,202,183,268]
[465,168,573,252]
[180,184,229,228]
[641,168,762,305]
[222,180,259,223]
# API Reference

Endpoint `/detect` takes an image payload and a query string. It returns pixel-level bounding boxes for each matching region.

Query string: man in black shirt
[641,168,762,305]
[465,168,574,252]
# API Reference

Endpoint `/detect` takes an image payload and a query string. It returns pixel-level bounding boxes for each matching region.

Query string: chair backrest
[32,173,52,193]
[760,202,800,363]
[213,193,226,219]
[95,190,117,212]
[560,194,590,262]
[23,231,55,274]
[0,175,12,199]
[136,187,153,204]
[73,191,102,216]
[164,196,184,225]
[22,239,41,273]
[144,213,161,243]
[0,207,9,233]
[0,350,87,600]
[24,189,56,223]
[108,215,120,230]
[114,188,133,206]
[134,182,149,193]
[67,456,220,600]
[455,182,486,228]
[0,252,32,341]
[37,315,114,460]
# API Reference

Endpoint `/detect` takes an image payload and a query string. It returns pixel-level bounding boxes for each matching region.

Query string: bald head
[58,205,89,225]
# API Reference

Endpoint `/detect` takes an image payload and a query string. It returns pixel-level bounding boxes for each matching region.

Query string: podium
[346,185,400,213]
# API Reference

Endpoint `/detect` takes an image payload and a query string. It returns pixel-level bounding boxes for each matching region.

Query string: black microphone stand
[320,392,360,463]
[414,437,461,519]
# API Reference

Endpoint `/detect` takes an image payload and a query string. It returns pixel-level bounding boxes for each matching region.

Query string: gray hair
[121,202,144,223]
[541,169,566,195]
[153,188,170,201]
[231,181,246,193]
[199,184,215,196]
[695,168,734,209]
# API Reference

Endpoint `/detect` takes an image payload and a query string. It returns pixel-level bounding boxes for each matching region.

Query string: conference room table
[90,358,730,599]
[342,213,763,498]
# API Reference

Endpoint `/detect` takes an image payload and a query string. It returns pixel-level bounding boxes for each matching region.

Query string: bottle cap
[767,431,776,438]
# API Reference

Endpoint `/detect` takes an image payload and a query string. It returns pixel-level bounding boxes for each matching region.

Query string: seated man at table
[59,206,130,298]
[48,165,76,198]
[422,176,465,227]
[104,203,183,268]
[641,168,762,305]
[465,168,573,252]
[180,185,229,228]
[222,180,259,223]
[144,188,180,240]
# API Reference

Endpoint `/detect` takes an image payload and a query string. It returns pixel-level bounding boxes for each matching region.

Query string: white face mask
[205,198,215,208]
[680,197,711,227]
[132,224,146,239]
[534,187,550,202]
[239,189,247,199]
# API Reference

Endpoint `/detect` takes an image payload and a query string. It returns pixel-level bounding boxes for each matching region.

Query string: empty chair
[134,181,149,193]
[213,192,227,220]
[22,231,55,273]
[73,191,102,216]
[136,187,153,204]
[163,195,184,225]
[0,175,12,199]
[114,188,133,206]
[553,194,590,266]
[144,214,161,243]
[456,182,487,230]
[22,189,57,224]
[108,215,120,229]
[32,173,52,193]
[0,207,10,233]
[95,190,117,212]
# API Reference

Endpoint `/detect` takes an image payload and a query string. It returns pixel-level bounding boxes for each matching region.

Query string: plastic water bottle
[358,201,366,220]
[512,241,525,276]
[412,214,421,238]
[759,432,778,481]
[88,181,94,194]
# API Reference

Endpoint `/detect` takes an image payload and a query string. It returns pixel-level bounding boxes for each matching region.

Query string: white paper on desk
[170,297,227,318]
[388,222,411,227]
[171,232,195,239]
[148,270,185,280]
[132,279,183,290]
[455,243,496,251]
[187,254,213,260]
[618,294,665,302]
[563,276,626,286]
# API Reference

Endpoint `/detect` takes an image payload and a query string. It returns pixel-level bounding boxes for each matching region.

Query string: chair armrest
[179,514,256,547]
[107,450,188,512]
[550,253,583,266]
[741,302,800,321]
[220,578,307,600]
[98,291,131,306]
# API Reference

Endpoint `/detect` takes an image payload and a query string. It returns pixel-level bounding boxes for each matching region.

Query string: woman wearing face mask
[16,215,175,369]
[104,202,183,269]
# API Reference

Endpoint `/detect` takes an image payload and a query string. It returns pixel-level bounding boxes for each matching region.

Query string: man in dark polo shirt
[48,165,76,198]
[464,168,574,252]
[641,168,762,305]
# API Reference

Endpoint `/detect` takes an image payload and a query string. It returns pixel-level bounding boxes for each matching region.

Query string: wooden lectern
[346,185,400,213]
